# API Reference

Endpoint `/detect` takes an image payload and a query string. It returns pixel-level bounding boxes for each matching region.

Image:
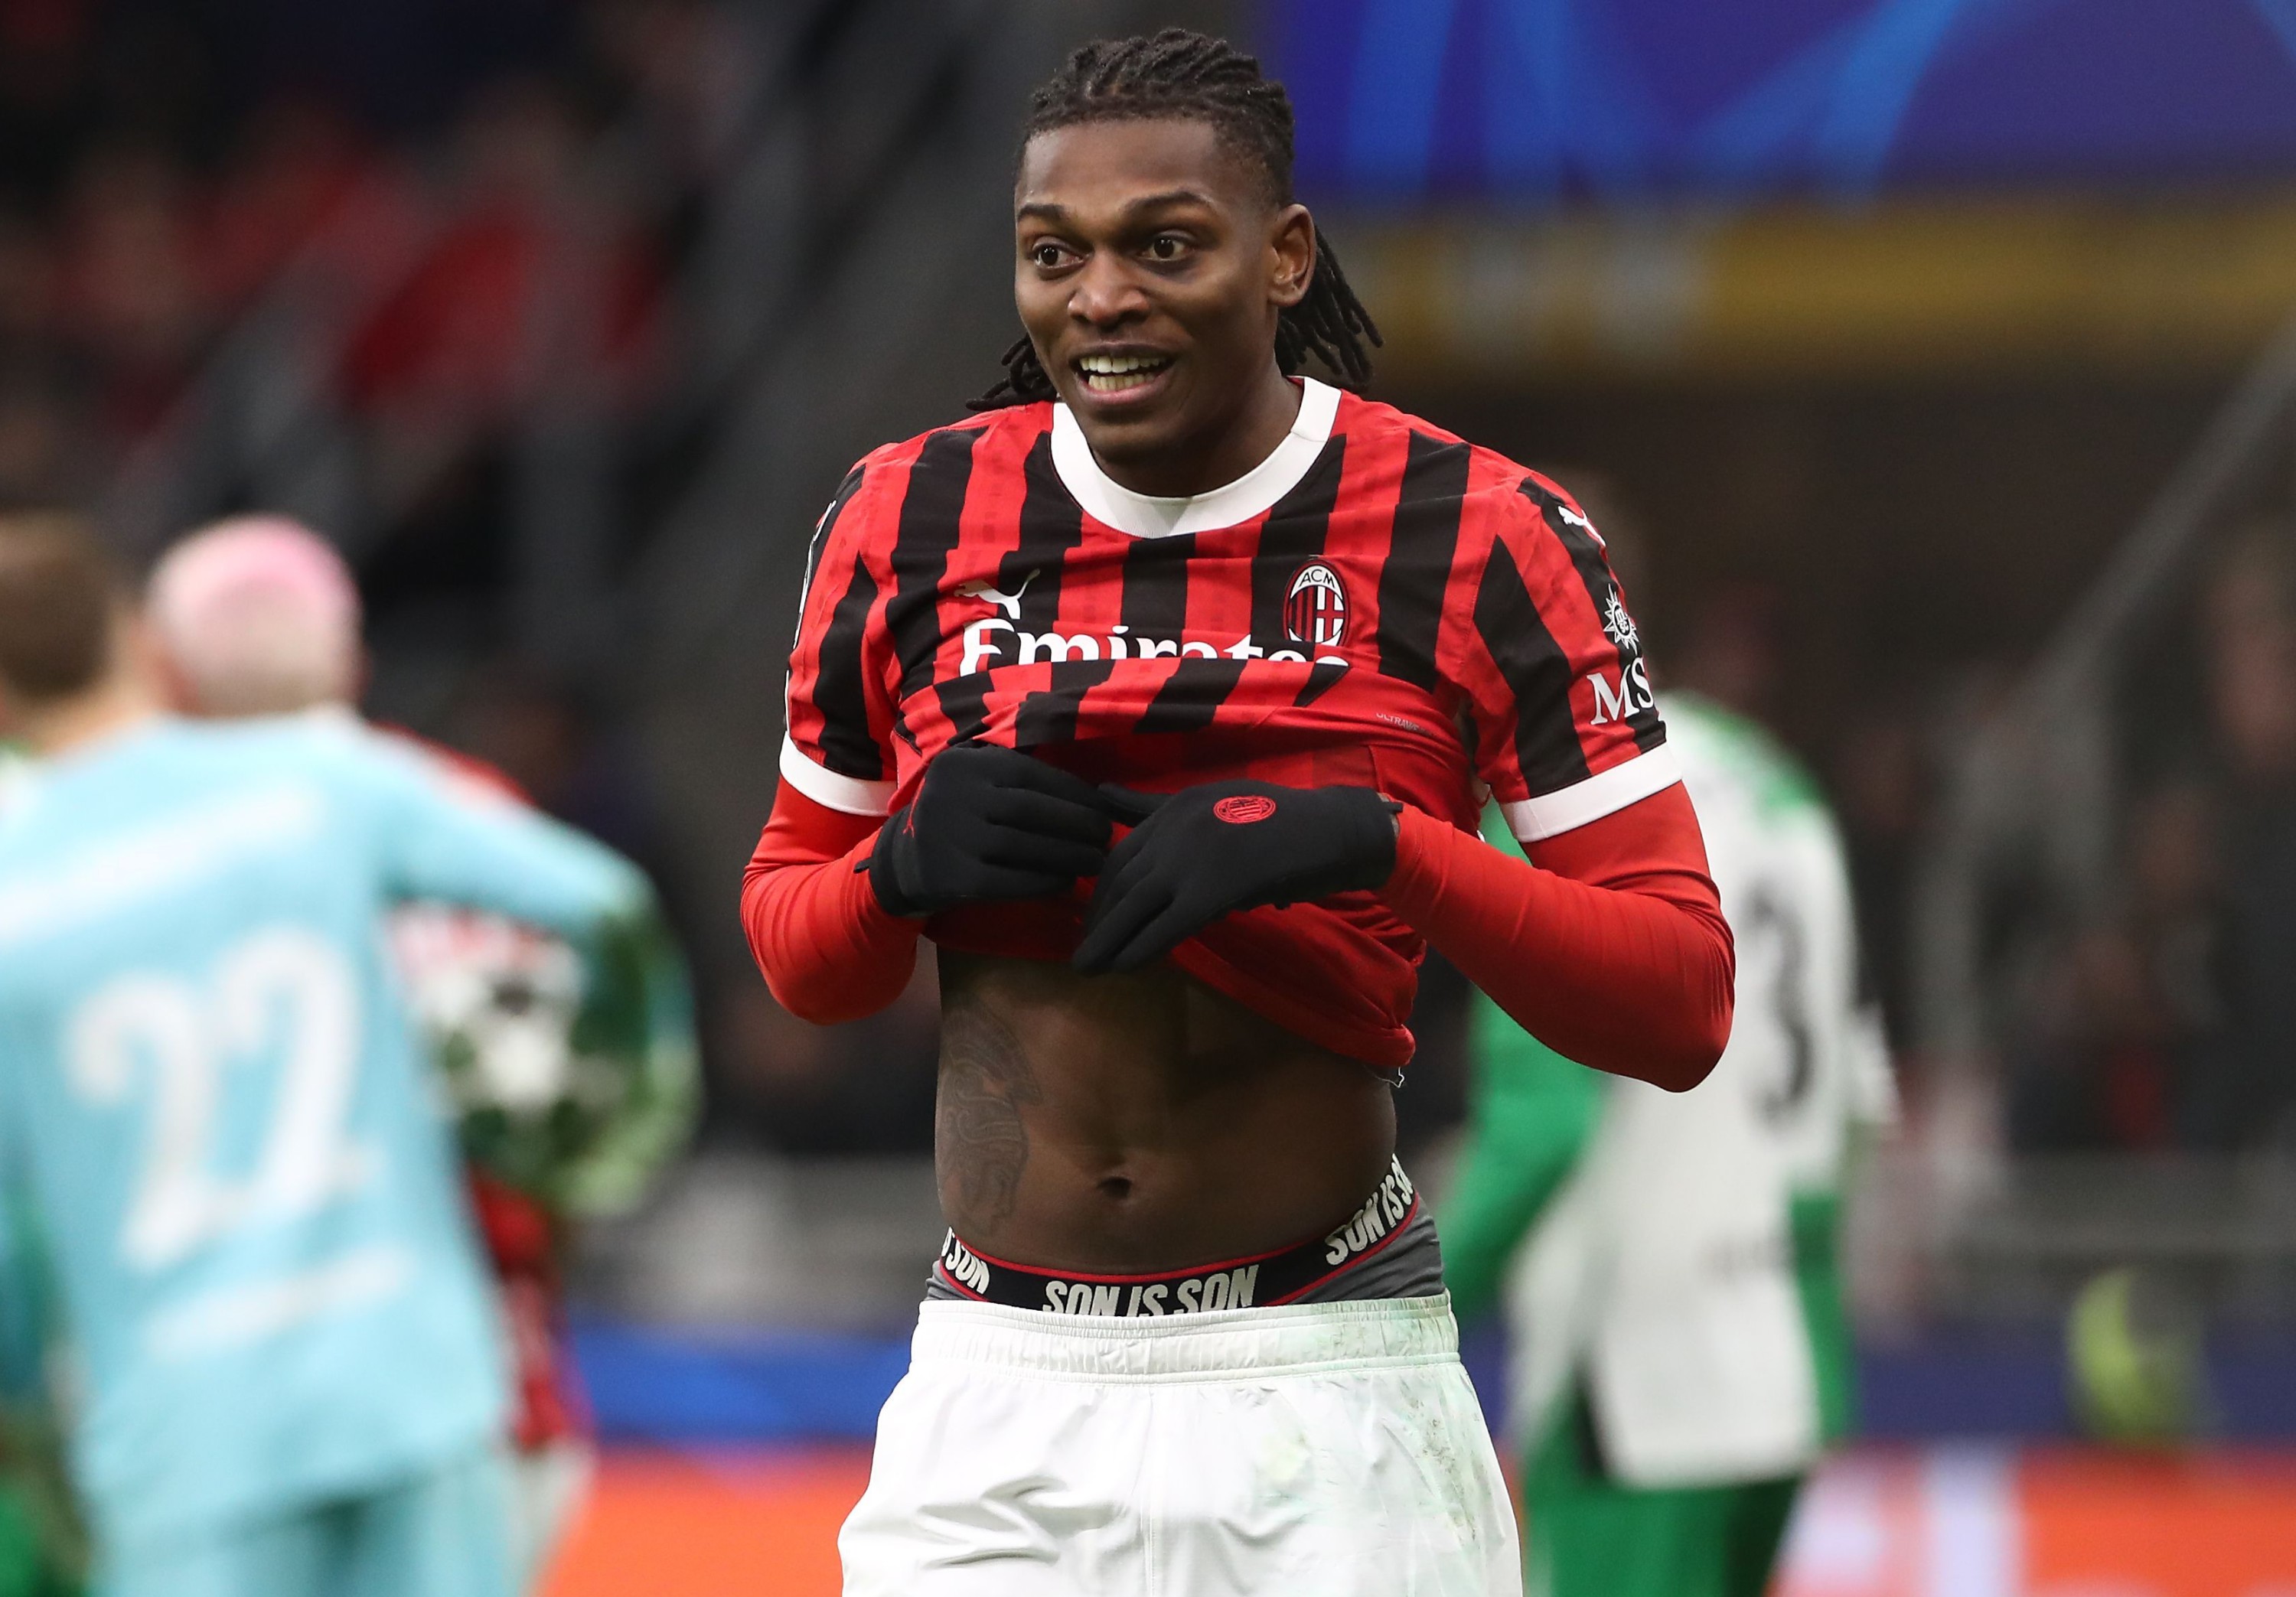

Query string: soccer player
[142,514,696,1591]
[742,31,1734,1593]
[0,516,658,1597]
[1443,686,1895,1597]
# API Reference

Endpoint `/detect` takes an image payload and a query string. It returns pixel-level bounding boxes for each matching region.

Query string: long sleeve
[740,782,921,1023]
[1383,783,1733,1091]
[360,734,653,937]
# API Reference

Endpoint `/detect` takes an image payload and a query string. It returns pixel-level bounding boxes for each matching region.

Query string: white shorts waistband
[905,1291,1458,1384]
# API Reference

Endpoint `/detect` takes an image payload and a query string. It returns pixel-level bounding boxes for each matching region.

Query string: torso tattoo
[934,989,1044,1234]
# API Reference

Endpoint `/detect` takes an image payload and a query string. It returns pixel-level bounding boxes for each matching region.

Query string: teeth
[1083,368,1161,393]
[1079,353,1167,373]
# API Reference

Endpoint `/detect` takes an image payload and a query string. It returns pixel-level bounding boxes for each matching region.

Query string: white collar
[1050,376,1342,539]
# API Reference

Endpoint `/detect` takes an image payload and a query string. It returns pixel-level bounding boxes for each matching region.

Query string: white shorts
[840,1292,1521,1596]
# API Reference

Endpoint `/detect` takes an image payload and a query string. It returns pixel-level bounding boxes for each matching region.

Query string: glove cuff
[1352,791,1404,888]
[866,806,928,919]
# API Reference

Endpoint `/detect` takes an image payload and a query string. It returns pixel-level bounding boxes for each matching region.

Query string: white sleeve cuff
[1502,745,1681,842]
[778,735,895,817]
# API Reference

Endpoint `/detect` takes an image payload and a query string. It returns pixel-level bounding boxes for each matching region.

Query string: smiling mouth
[1075,352,1174,395]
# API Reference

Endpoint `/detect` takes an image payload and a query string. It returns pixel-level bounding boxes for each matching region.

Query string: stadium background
[11,0,2296,1589]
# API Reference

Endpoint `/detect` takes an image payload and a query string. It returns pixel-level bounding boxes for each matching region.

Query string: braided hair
[974,28,1381,410]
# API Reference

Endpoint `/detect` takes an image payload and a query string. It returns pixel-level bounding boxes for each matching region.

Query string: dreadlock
[972,28,1381,410]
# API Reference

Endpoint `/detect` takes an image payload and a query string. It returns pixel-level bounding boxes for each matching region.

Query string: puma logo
[955,569,1040,621]
[1554,502,1603,546]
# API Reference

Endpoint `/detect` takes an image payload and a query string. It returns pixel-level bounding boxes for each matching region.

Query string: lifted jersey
[781,379,1676,1065]
[0,715,648,1550]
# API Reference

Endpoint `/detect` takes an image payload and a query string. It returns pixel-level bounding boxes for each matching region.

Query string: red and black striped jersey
[780,378,1676,1066]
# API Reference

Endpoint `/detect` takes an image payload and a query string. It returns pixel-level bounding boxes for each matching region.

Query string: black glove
[867,744,1116,918]
[1071,780,1401,974]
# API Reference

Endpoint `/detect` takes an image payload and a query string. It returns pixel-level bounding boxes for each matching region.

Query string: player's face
[1014,119,1313,489]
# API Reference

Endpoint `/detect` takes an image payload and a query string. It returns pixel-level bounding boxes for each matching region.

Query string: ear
[127,611,197,715]
[1267,203,1314,312]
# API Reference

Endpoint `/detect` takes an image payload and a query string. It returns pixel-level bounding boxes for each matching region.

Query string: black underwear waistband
[931,1156,1420,1317]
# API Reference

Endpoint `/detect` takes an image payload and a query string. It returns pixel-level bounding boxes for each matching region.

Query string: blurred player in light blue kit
[144,514,696,1590]
[0,515,660,1597]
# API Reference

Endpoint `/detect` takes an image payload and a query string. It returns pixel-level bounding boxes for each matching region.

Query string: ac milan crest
[1212,794,1277,824]
[1284,562,1349,650]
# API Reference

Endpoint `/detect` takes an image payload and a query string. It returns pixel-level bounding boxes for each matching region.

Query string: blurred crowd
[2004,528,2296,1156]
[1647,526,2296,1165]
[0,0,765,515]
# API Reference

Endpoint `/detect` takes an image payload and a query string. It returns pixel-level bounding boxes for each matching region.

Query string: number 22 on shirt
[65,924,373,1271]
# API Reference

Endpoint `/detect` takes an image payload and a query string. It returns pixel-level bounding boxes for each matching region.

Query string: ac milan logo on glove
[1284,562,1349,650]
[1213,795,1277,824]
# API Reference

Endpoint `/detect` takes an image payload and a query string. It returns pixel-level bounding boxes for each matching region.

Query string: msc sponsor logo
[1600,586,1639,653]
[1284,561,1349,650]
[1587,582,1653,725]
[1042,1265,1261,1316]
[1589,657,1655,725]
[1323,1162,1416,1266]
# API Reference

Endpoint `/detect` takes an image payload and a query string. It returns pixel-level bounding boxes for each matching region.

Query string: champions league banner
[1267,0,2296,203]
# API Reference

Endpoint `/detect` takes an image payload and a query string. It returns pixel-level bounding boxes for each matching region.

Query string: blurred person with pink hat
[144,517,366,720]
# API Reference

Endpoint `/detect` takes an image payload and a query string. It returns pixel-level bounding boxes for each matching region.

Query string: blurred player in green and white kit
[143,516,697,1589]
[1443,627,1896,1597]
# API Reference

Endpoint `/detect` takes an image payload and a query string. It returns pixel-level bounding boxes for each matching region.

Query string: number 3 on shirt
[66,926,373,1271]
